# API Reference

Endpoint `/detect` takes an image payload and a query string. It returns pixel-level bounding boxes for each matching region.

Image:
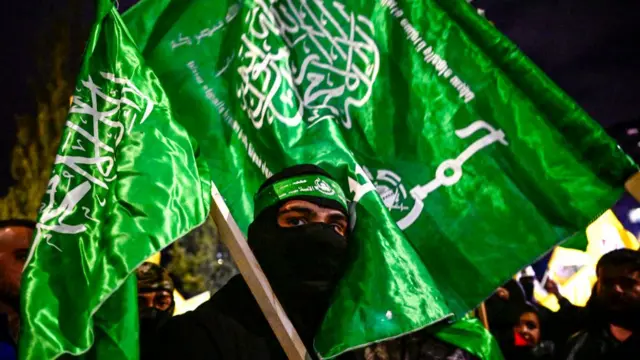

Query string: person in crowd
[544,280,570,310]
[557,248,640,359]
[151,164,478,360]
[0,219,34,360]
[486,279,527,326]
[136,262,175,359]
[542,279,588,346]
[485,279,527,347]
[499,303,554,360]
[518,267,537,304]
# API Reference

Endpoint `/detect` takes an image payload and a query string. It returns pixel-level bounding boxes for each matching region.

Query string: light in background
[537,209,639,310]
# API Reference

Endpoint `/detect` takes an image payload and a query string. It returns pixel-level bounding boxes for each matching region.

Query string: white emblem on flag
[314,178,336,195]
[364,168,409,213]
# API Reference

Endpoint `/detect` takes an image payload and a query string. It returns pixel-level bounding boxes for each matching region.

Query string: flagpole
[626,172,640,202]
[209,182,310,360]
[476,303,490,330]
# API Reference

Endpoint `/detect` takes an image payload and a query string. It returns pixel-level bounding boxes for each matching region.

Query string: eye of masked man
[152,164,353,360]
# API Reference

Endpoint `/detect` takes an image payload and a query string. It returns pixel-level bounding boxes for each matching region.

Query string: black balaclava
[589,249,640,332]
[247,165,350,343]
[136,262,175,342]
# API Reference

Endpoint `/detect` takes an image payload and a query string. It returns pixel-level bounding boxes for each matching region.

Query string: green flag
[123,0,637,358]
[19,1,210,359]
[432,318,503,360]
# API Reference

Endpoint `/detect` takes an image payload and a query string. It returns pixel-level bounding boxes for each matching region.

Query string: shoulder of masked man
[149,275,284,360]
[151,165,350,359]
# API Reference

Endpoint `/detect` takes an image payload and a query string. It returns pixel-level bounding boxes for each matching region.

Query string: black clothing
[556,290,640,360]
[150,275,352,360]
[150,165,480,359]
[150,165,353,359]
[485,280,527,350]
[502,342,554,360]
[150,276,478,360]
[557,326,640,360]
[545,298,587,347]
[139,308,172,360]
[0,313,17,360]
[136,262,176,360]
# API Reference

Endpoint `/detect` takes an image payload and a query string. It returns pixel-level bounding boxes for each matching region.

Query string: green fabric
[20,0,635,358]
[432,318,504,360]
[122,0,637,357]
[561,232,589,251]
[19,1,211,359]
[254,174,348,216]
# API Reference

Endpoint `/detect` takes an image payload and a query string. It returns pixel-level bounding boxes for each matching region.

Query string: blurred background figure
[517,267,537,304]
[557,248,640,359]
[542,279,588,347]
[485,279,526,345]
[136,262,175,359]
[500,303,555,360]
[0,219,34,360]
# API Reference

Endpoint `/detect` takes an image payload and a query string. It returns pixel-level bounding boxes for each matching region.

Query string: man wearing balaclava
[136,262,175,359]
[152,165,478,360]
[557,248,640,359]
[152,165,351,359]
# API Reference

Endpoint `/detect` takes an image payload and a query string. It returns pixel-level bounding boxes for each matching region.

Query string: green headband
[254,174,348,216]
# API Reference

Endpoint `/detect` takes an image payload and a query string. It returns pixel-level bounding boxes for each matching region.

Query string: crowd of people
[485,248,640,359]
[2,164,640,359]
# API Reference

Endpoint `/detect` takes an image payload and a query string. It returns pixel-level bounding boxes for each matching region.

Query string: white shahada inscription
[237,0,380,129]
[26,72,154,264]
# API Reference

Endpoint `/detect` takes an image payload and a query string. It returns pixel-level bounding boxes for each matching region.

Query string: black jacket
[150,275,349,360]
[557,325,640,360]
[150,276,478,360]
[545,298,587,347]
[0,313,17,360]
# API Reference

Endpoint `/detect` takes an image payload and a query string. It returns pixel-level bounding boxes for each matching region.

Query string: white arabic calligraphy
[237,0,380,129]
[26,72,155,263]
[171,3,242,50]
[216,54,236,78]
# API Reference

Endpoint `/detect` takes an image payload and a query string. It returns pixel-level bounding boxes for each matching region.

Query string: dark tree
[0,0,90,219]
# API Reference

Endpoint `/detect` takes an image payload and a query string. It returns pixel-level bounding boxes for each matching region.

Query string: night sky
[1,0,639,194]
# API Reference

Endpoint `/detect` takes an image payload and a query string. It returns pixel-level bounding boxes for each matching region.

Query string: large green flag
[19,1,210,359]
[126,0,637,358]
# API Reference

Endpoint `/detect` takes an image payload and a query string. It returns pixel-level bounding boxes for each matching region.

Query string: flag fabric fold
[432,318,503,360]
[19,1,211,358]
[122,0,636,357]
[21,0,638,358]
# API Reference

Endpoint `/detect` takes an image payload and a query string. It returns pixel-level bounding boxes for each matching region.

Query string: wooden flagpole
[626,172,640,202]
[476,303,490,330]
[209,182,310,360]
